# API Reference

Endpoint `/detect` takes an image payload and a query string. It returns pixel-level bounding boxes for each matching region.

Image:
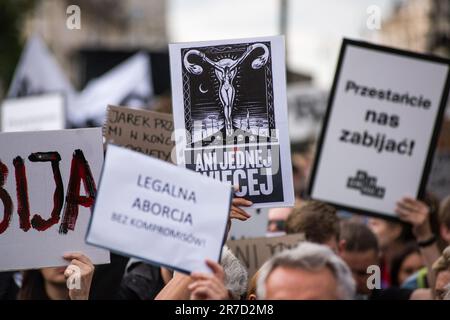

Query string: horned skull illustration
[183,43,270,136]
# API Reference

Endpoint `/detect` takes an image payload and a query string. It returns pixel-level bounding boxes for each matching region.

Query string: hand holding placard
[189,259,230,300]
[63,252,95,300]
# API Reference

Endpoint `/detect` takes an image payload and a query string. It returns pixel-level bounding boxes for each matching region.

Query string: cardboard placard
[169,36,294,208]
[308,39,450,219]
[86,144,232,274]
[227,233,304,279]
[104,105,174,162]
[0,128,110,271]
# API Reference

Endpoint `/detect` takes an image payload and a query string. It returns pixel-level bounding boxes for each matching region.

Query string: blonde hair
[432,246,450,274]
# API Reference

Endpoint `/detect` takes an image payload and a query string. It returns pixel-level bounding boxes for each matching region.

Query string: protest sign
[86,144,232,274]
[104,105,174,162]
[229,208,269,240]
[308,39,450,219]
[169,36,294,208]
[1,93,65,132]
[287,85,328,143]
[227,233,304,279]
[427,118,450,200]
[0,128,109,271]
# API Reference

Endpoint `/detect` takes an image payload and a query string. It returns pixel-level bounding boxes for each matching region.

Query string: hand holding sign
[230,186,253,221]
[395,197,433,241]
[189,259,229,300]
[63,252,95,300]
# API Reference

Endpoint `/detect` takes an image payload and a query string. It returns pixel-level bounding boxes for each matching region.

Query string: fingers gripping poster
[169,36,294,208]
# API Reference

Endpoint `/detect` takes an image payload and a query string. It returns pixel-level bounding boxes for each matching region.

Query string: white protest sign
[229,208,269,240]
[0,128,110,271]
[1,93,65,132]
[309,39,450,219]
[86,144,232,274]
[169,36,294,208]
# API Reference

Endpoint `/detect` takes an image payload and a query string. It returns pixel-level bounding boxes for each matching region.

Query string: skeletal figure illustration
[183,43,269,136]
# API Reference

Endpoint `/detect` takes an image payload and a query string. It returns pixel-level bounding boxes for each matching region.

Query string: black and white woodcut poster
[169,36,294,207]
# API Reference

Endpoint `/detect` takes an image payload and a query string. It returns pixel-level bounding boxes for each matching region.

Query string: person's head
[285,201,340,252]
[367,217,414,251]
[439,196,450,245]
[432,246,450,300]
[423,192,447,251]
[338,221,379,295]
[256,242,355,300]
[18,266,67,300]
[390,243,424,287]
[267,207,291,234]
[290,141,315,198]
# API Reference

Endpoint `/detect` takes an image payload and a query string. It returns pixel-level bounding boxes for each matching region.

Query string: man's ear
[248,293,257,300]
[338,239,347,254]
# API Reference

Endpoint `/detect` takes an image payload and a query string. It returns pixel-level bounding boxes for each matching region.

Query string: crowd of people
[0,144,450,301]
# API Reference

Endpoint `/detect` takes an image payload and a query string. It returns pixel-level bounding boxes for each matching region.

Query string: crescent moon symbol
[199,84,208,94]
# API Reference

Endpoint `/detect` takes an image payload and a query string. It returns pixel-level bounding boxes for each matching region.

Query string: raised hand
[189,259,229,300]
[63,252,95,300]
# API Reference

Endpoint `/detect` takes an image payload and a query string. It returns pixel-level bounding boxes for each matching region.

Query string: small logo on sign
[347,170,385,199]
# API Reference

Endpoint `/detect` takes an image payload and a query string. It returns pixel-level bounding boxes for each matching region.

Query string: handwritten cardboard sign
[0,128,110,271]
[86,144,232,274]
[104,105,174,162]
[227,233,304,279]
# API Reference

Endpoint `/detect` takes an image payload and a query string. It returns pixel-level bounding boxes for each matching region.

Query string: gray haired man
[257,242,355,300]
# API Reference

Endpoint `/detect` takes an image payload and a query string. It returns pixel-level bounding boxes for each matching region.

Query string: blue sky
[168,0,398,89]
